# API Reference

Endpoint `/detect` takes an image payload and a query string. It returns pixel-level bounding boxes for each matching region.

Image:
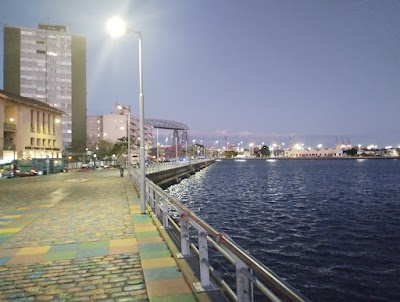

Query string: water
[166,159,400,301]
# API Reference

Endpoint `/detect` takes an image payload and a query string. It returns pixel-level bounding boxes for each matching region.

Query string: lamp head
[106,16,127,38]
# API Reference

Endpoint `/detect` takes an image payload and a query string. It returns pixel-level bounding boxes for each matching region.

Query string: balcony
[4,123,16,132]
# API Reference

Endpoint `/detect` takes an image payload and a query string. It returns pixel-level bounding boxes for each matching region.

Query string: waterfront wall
[147,160,214,189]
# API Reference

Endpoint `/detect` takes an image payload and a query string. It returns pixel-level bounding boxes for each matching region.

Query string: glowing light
[9,118,14,122]
[317,144,323,148]
[106,16,127,38]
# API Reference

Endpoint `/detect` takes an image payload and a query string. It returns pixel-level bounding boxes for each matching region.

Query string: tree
[224,150,238,158]
[260,145,270,157]
[95,140,114,160]
[344,147,358,157]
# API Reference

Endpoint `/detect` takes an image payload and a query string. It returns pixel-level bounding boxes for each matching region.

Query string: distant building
[284,147,343,158]
[0,90,64,161]
[87,104,154,150]
[3,24,86,152]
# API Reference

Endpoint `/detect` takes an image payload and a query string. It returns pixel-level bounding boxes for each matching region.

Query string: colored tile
[3,215,22,219]
[49,244,80,252]
[135,231,160,238]
[0,228,22,233]
[144,266,183,281]
[146,278,192,298]
[76,247,108,258]
[109,238,137,247]
[150,294,196,302]
[109,245,138,254]
[139,243,168,252]
[137,236,164,244]
[17,246,51,255]
[136,226,158,232]
[79,241,108,249]
[42,250,77,261]
[140,250,171,259]
[0,233,13,238]
[0,257,11,265]
[141,257,177,269]
[7,254,45,265]
[0,248,19,257]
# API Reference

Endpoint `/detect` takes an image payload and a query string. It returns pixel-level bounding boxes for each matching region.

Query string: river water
[166,159,400,301]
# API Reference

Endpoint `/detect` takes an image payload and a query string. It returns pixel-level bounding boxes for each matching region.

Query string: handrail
[131,165,310,302]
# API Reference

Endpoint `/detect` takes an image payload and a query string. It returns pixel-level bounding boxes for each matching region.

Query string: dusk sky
[1,0,399,148]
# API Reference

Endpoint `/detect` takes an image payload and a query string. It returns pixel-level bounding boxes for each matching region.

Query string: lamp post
[107,17,146,214]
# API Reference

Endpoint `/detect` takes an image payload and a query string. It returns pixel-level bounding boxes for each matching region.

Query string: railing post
[236,259,252,302]
[179,211,191,257]
[198,229,211,288]
[162,197,169,228]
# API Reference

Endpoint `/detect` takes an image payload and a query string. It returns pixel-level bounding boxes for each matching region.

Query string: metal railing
[136,159,213,175]
[130,168,310,302]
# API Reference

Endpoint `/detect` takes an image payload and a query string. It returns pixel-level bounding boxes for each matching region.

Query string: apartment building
[3,24,86,152]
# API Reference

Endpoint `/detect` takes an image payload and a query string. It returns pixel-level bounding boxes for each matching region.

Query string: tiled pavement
[0,169,196,301]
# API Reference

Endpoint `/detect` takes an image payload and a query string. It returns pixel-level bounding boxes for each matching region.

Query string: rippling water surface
[166,159,400,301]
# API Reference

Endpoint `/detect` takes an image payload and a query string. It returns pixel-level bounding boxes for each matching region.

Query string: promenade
[0,169,196,301]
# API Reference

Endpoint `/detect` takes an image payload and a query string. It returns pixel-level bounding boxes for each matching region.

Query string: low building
[284,147,343,158]
[0,90,64,161]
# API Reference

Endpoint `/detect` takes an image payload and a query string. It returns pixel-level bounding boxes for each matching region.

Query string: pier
[0,163,309,301]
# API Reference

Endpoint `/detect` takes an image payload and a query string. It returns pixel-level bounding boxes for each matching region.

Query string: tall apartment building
[3,24,86,152]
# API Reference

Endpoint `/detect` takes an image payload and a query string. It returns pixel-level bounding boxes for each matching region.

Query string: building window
[31,138,35,146]
[37,111,40,133]
[43,139,46,147]
[42,113,46,134]
[48,114,51,135]
[31,110,35,132]
[37,138,41,146]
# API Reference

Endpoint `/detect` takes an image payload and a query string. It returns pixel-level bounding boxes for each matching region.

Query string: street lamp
[117,104,131,177]
[107,16,146,214]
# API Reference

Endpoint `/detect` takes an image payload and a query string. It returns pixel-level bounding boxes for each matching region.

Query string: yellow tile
[141,257,177,269]
[136,226,157,232]
[146,278,192,297]
[0,222,9,226]
[16,246,51,255]
[39,205,53,208]
[137,237,164,244]
[109,238,137,247]
[0,228,21,233]
[3,215,22,219]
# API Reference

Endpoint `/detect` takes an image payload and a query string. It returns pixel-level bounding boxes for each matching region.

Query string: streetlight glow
[106,16,127,38]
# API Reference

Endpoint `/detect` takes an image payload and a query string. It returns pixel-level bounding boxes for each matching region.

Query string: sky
[0,0,399,148]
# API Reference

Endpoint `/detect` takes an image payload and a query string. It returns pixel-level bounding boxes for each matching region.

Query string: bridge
[145,118,189,144]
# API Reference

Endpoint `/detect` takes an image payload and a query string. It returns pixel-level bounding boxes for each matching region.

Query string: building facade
[3,24,86,152]
[87,104,154,149]
[0,90,64,161]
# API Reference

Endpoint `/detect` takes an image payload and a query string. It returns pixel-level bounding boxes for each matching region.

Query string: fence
[130,167,310,302]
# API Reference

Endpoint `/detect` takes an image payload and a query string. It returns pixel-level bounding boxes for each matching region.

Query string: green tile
[151,294,197,302]
[140,250,171,259]
[79,241,108,249]
[144,266,183,281]
[50,244,80,252]
[139,242,168,252]
[76,247,108,258]
[135,231,160,238]
[42,250,77,261]
[0,233,14,238]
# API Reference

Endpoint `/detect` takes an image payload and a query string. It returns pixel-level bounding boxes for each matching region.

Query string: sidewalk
[0,169,196,301]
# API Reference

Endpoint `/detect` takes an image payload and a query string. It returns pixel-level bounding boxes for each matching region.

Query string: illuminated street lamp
[107,16,146,214]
